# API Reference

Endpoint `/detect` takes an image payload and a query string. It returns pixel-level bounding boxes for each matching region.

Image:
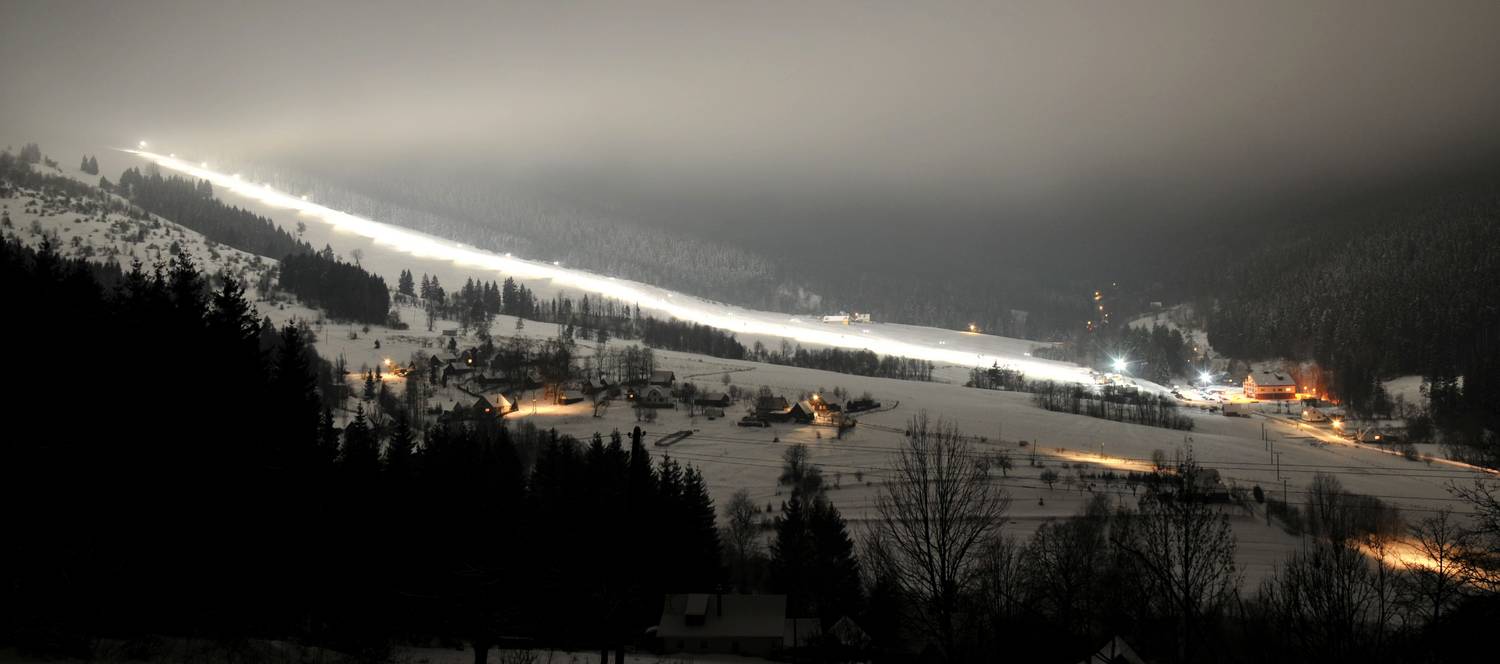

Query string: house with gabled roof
[658,593,804,658]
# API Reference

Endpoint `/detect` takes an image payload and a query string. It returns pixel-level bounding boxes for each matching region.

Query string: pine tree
[385,412,415,480]
[340,404,380,474]
[771,495,815,614]
[270,325,322,465]
[681,466,723,589]
[318,408,341,465]
[806,499,863,624]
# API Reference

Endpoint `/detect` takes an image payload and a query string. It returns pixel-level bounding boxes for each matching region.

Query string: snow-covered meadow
[7,157,1492,588]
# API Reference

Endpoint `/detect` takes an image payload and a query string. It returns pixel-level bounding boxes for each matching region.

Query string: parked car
[737,416,771,427]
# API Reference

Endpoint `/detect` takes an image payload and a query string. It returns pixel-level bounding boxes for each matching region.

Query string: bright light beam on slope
[123,148,1110,387]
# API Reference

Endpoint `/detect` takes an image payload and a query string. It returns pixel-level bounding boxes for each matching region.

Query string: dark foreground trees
[867,415,1013,660]
[0,239,722,662]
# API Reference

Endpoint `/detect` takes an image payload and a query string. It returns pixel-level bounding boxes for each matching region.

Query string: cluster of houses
[413,347,875,428]
[653,591,1141,662]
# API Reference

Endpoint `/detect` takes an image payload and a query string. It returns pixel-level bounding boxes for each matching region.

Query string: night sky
[5,0,1499,270]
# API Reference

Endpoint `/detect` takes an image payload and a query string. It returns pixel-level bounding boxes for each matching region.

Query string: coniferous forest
[279,247,393,325]
[0,239,722,662]
[113,167,312,260]
[1206,185,1500,463]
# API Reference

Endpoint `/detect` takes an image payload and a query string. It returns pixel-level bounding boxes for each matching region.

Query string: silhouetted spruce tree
[772,495,816,614]
[269,325,323,466]
[340,404,380,474]
[681,466,724,589]
[318,407,341,465]
[806,499,864,624]
[385,412,415,481]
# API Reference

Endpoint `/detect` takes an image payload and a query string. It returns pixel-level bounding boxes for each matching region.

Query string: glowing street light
[1199,371,1213,384]
[138,140,148,149]
[1112,357,1129,372]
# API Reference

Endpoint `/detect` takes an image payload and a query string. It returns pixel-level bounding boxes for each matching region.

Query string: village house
[694,391,731,408]
[649,370,676,387]
[632,385,674,409]
[444,393,515,422]
[657,594,819,658]
[1244,370,1297,400]
[581,376,618,397]
[755,394,789,416]
[441,360,475,386]
[786,400,819,423]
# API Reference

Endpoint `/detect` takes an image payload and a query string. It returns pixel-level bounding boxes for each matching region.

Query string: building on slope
[649,370,676,387]
[656,593,820,657]
[1244,370,1296,400]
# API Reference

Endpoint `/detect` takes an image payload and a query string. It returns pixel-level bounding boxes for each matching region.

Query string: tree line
[112,166,313,260]
[750,339,936,381]
[280,246,393,325]
[1030,381,1195,430]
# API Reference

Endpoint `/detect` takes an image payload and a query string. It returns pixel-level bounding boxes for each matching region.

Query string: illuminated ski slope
[124,148,1125,388]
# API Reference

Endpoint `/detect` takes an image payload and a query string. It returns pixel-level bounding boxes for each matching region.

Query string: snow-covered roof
[658,593,785,639]
[1247,370,1295,387]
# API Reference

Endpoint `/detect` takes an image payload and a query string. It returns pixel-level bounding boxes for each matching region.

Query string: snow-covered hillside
[8,158,1491,588]
[120,149,1139,390]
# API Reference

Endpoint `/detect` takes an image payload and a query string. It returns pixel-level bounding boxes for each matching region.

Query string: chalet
[1244,370,1296,400]
[441,361,475,386]
[443,393,514,421]
[659,594,808,658]
[826,616,871,651]
[473,373,510,390]
[1077,636,1147,664]
[755,395,789,416]
[581,376,618,397]
[650,370,676,387]
[633,385,674,409]
[694,391,731,408]
[471,396,501,417]
[484,393,516,415]
[787,400,818,423]
[448,400,469,420]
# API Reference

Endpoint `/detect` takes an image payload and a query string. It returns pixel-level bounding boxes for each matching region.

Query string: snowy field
[7,155,1496,588]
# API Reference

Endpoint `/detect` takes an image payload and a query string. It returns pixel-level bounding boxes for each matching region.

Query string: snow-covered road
[126,148,1138,389]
